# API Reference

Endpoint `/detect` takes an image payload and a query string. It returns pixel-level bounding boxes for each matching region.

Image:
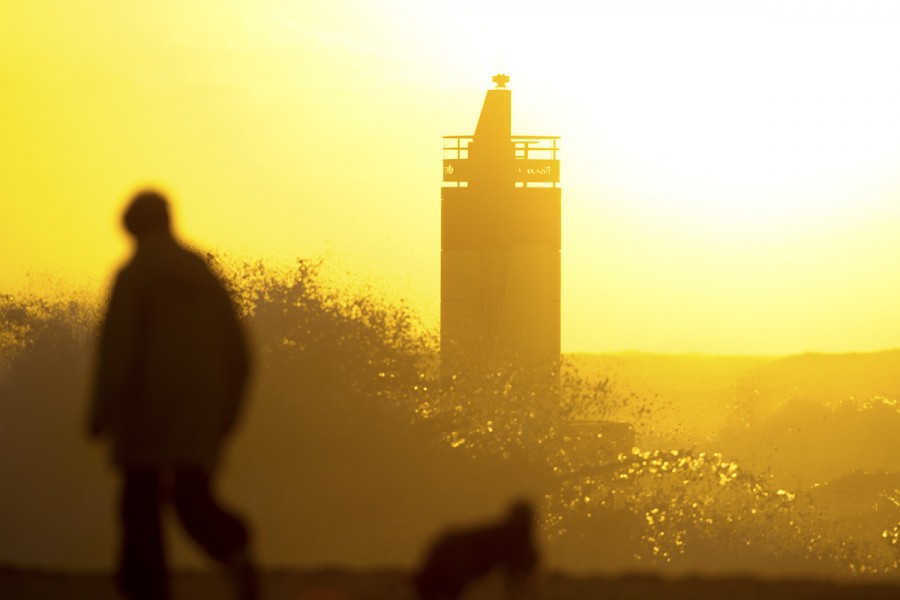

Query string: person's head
[122,189,171,239]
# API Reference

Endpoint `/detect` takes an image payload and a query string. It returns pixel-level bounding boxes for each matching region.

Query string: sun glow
[451,2,900,234]
[4,0,900,353]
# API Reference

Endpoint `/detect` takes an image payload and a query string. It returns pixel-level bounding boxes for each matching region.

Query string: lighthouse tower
[441,75,561,382]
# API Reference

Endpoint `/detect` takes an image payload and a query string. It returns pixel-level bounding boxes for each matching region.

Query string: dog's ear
[506,500,534,530]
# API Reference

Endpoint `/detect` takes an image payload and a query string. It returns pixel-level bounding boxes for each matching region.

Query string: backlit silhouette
[88,190,257,600]
[441,75,561,382]
[413,500,539,600]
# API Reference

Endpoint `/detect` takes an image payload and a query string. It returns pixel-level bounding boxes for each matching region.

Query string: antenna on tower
[492,73,510,89]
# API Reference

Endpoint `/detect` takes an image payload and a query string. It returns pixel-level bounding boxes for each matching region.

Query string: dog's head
[505,499,535,533]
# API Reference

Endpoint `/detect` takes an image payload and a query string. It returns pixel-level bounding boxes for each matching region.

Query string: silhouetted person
[88,190,257,600]
[414,500,539,600]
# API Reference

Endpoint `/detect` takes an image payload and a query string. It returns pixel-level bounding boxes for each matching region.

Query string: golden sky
[3,0,900,354]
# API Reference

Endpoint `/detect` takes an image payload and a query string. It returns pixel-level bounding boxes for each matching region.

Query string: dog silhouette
[414,500,538,600]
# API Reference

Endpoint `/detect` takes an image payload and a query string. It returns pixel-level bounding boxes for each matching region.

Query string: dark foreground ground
[2,567,900,600]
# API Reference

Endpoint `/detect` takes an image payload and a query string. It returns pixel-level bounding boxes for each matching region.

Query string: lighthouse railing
[442,135,560,187]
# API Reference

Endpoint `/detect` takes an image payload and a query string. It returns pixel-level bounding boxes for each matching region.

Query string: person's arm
[219,285,252,437]
[88,270,141,438]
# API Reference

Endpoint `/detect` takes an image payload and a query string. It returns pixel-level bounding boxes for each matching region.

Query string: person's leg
[171,467,249,559]
[117,466,168,600]
[172,466,257,600]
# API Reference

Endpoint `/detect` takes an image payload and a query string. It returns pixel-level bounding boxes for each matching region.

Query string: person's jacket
[90,233,250,467]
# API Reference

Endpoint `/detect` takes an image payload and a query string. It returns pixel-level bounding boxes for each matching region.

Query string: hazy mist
[2,259,899,580]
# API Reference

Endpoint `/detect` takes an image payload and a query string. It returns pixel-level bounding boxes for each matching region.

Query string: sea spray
[1,258,899,578]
